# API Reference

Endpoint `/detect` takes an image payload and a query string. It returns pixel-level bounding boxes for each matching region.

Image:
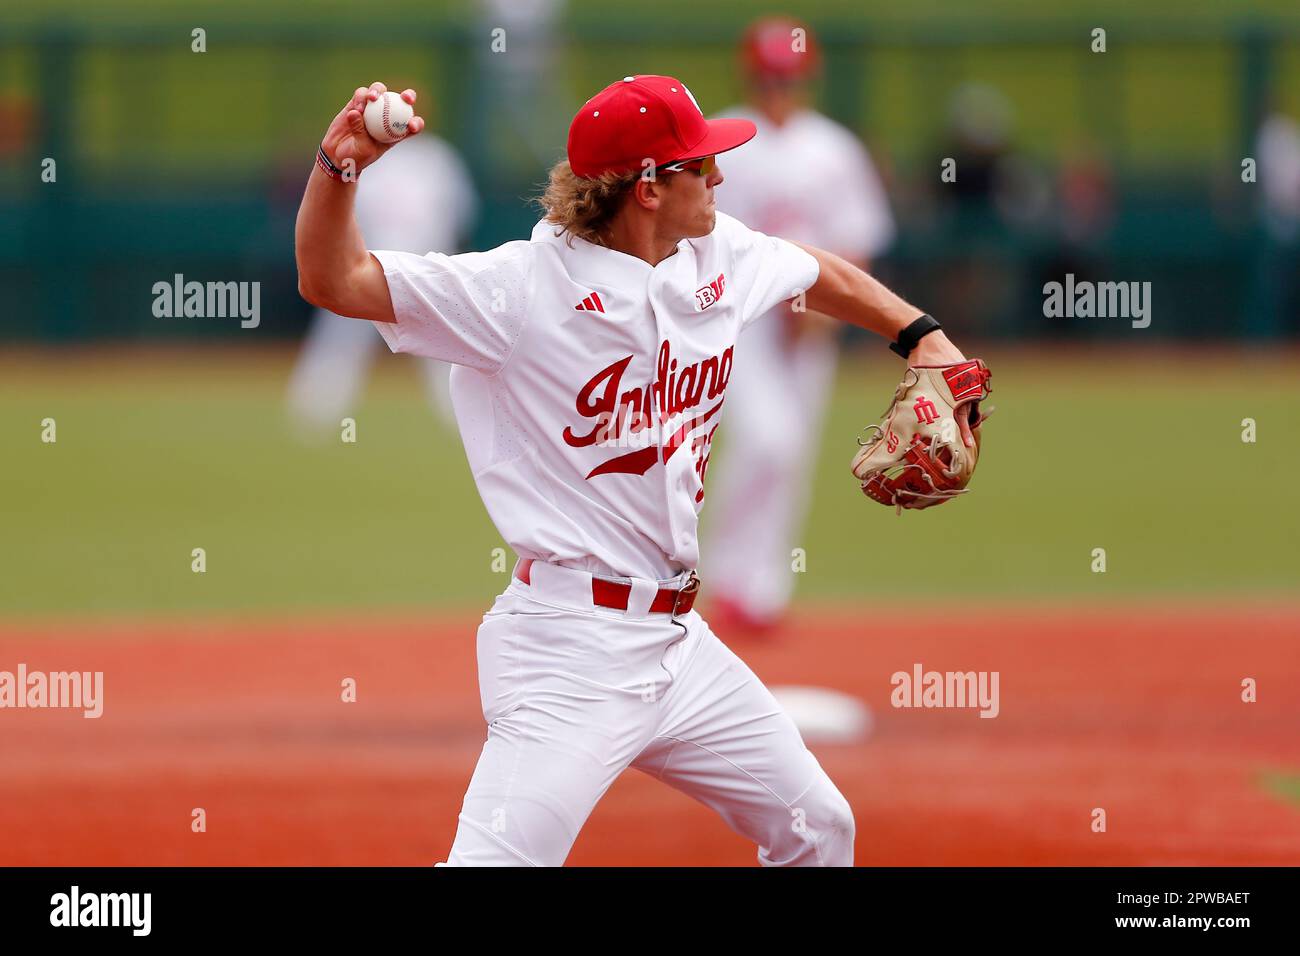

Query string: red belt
[514,559,700,617]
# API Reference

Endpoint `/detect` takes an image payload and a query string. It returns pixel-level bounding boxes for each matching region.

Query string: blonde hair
[537,159,640,247]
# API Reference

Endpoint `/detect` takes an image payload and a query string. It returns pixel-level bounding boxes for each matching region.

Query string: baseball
[363,91,413,144]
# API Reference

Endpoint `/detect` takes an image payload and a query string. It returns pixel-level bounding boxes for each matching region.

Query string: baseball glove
[851,359,992,513]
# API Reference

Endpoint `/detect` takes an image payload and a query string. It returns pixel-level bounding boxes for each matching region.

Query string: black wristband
[889,313,942,359]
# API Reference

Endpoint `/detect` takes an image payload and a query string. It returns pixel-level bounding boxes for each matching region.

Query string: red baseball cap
[567,74,756,179]
[741,16,821,79]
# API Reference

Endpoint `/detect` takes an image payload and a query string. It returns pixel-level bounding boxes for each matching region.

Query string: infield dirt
[2,603,1296,866]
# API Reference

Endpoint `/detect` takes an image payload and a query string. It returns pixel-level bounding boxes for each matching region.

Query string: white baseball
[363,91,413,144]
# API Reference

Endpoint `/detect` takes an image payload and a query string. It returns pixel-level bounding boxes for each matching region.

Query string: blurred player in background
[1249,106,1300,336]
[287,128,477,432]
[928,83,1051,336]
[703,16,895,635]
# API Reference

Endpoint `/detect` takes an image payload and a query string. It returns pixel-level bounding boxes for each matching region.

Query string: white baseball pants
[442,560,854,866]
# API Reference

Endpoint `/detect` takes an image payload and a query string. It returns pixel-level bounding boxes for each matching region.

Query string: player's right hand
[319,82,424,177]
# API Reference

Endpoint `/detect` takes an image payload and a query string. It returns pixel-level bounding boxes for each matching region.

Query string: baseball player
[286,130,477,432]
[703,17,896,633]
[296,77,980,867]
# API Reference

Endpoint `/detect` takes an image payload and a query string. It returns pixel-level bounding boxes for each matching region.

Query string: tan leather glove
[851,360,992,513]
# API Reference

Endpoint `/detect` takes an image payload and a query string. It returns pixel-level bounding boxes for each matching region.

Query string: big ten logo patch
[694,273,726,311]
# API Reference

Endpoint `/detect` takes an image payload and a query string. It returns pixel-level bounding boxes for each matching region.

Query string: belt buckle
[671,570,701,618]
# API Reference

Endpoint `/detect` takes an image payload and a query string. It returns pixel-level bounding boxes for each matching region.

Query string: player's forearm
[797,243,917,339]
[296,83,423,321]
[796,242,964,364]
[294,166,371,313]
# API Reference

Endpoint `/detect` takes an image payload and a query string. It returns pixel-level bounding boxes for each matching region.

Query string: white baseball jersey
[712,106,894,261]
[371,212,819,580]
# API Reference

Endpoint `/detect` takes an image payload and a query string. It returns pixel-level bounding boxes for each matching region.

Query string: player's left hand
[910,331,979,448]
[850,355,993,513]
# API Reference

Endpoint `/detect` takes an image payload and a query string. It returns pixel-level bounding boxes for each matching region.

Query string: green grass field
[2,346,1297,619]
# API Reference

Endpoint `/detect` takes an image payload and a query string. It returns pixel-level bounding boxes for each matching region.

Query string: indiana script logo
[562,339,732,479]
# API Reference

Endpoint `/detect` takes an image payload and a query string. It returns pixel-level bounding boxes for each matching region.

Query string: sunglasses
[656,155,717,176]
